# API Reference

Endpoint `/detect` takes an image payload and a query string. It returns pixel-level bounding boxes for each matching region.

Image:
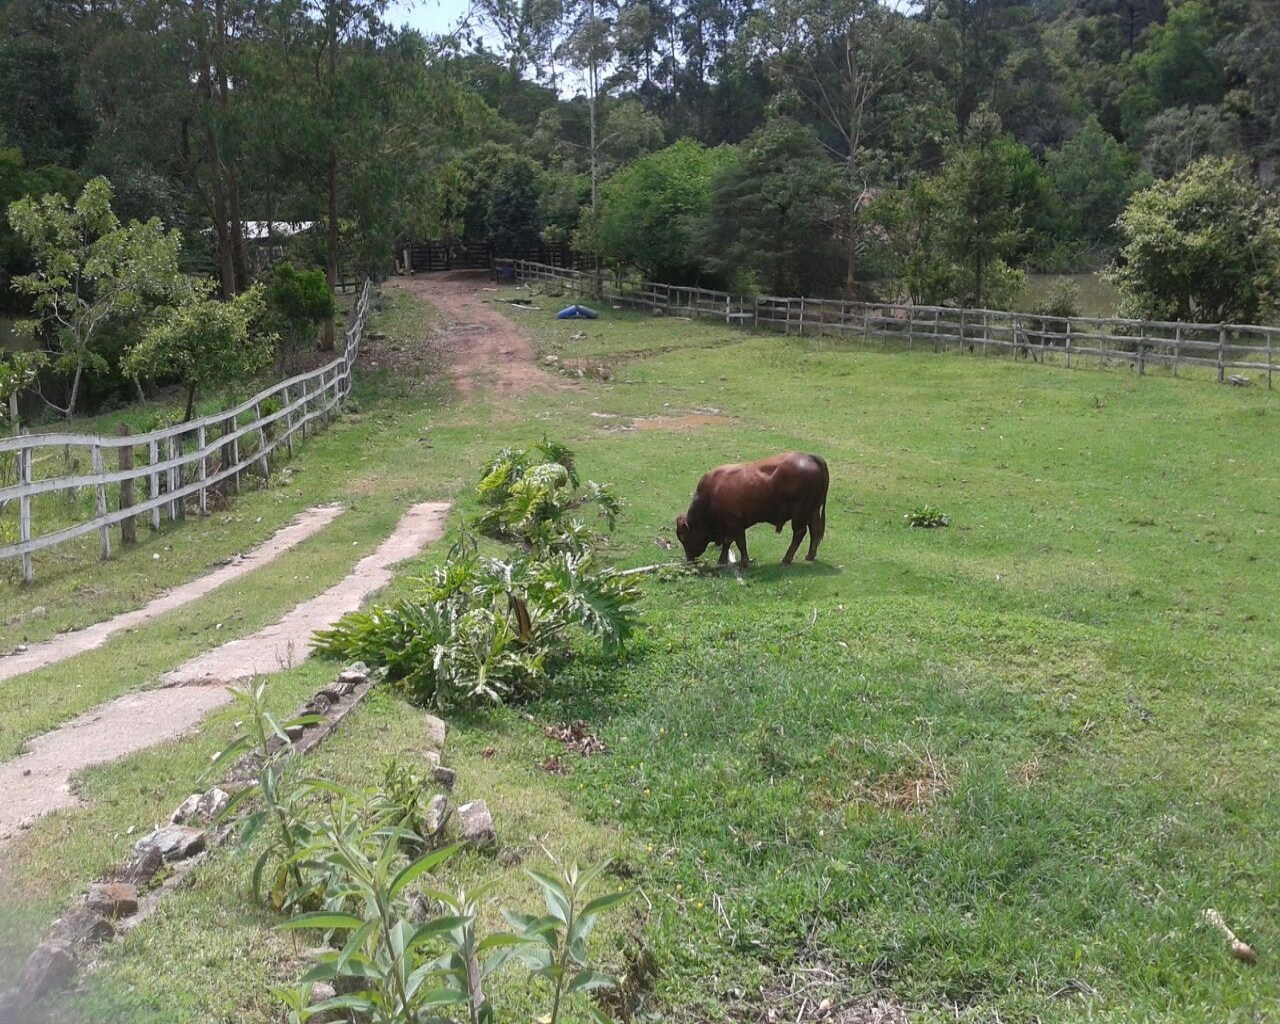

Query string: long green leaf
[276,911,365,932]
[565,969,618,994]
[388,842,462,899]
[580,889,633,918]
[407,915,472,947]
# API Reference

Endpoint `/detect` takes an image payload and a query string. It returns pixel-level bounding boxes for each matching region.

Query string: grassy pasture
[1,283,1277,1022]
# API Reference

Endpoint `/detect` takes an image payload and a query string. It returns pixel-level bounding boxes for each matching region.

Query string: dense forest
[2,0,1279,415]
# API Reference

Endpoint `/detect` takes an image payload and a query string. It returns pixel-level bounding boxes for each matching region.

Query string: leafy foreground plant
[275,832,631,1024]
[208,681,327,910]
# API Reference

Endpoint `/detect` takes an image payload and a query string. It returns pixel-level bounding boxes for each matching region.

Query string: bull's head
[674,513,711,562]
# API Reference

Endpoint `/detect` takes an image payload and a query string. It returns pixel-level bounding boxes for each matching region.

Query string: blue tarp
[556,304,599,320]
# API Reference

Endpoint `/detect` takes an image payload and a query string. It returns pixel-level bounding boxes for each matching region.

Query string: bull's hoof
[781,557,794,565]
[804,554,816,562]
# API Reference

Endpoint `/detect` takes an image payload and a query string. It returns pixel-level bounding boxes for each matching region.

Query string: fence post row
[503,258,1279,383]
[0,278,372,581]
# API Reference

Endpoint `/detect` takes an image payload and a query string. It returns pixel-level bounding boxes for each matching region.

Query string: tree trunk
[65,364,83,420]
[215,0,250,290]
[196,0,236,300]
[183,382,197,423]
[321,4,339,351]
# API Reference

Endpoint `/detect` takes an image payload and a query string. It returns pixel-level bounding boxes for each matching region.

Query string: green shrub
[316,441,639,710]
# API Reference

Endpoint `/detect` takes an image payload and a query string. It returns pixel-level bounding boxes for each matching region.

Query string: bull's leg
[782,517,807,564]
[806,508,825,561]
[735,532,750,567]
[717,542,731,565]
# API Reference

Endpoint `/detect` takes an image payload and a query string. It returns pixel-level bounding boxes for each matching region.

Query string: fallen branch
[1203,908,1258,965]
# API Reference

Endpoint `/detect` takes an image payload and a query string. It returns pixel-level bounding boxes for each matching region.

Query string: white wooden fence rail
[506,261,1279,389]
[0,280,372,583]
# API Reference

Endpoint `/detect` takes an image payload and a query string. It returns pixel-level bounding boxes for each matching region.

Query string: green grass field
[1,282,1277,1022]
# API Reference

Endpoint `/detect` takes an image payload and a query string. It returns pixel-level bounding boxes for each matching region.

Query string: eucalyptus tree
[749,0,924,296]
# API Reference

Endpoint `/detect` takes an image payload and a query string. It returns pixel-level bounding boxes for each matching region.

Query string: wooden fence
[0,280,372,583]
[506,260,1280,389]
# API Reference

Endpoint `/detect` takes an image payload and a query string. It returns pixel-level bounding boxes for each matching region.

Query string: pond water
[1017,273,1121,318]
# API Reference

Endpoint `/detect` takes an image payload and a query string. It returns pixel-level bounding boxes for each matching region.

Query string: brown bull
[675,452,829,567]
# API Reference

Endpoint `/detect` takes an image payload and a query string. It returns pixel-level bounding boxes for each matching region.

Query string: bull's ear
[675,514,687,530]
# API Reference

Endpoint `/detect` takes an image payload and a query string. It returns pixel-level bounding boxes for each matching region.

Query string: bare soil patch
[0,502,449,843]
[0,505,346,685]
[731,965,910,1024]
[389,272,567,398]
[632,414,735,431]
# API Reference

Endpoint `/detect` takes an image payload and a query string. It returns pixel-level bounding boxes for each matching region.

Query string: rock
[457,800,496,850]
[21,942,77,1001]
[308,981,343,1022]
[119,844,164,885]
[543,354,560,364]
[86,882,139,919]
[30,606,46,618]
[170,794,201,824]
[48,906,114,947]
[285,724,305,742]
[316,687,341,705]
[196,788,230,821]
[424,795,450,838]
[338,662,369,686]
[430,765,456,789]
[424,714,446,753]
[134,825,206,862]
[424,750,442,768]
[0,990,21,1024]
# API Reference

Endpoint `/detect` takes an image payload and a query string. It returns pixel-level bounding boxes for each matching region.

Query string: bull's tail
[812,454,828,545]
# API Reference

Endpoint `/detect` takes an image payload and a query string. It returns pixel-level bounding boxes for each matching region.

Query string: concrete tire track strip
[0,504,346,685]
[0,501,450,842]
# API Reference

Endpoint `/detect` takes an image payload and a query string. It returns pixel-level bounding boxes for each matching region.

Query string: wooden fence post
[167,435,183,521]
[197,424,208,514]
[149,439,161,530]
[1268,332,1273,390]
[19,430,32,584]
[117,424,135,545]
[1173,325,1180,378]
[1137,323,1147,376]
[92,443,111,559]
[1065,320,1072,369]
[933,309,940,353]
[1217,326,1227,383]
[283,385,295,457]
[798,297,805,336]
[959,309,967,352]
[255,401,270,479]
[227,417,240,495]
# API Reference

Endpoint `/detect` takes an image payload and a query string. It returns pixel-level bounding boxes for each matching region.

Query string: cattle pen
[502,259,1280,389]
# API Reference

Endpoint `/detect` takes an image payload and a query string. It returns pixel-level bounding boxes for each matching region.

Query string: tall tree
[700,119,843,295]
[752,0,924,295]
[931,108,1026,307]
[1108,156,1280,323]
